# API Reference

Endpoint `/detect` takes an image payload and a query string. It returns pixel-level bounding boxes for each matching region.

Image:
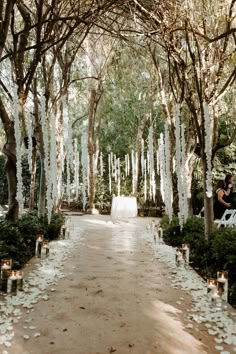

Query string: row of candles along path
[0,218,71,296]
[148,221,229,304]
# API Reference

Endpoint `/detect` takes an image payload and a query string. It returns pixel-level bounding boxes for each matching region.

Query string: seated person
[213,179,231,219]
[224,174,236,207]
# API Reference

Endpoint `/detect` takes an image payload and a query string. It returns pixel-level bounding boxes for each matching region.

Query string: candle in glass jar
[218,274,226,283]
[7,271,18,295]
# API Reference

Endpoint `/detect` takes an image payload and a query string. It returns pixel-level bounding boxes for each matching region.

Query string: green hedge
[160,216,236,306]
[0,212,65,269]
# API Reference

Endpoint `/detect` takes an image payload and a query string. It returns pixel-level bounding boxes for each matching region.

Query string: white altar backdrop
[111,196,138,218]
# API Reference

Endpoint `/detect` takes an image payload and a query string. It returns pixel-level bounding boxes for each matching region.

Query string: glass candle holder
[7,270,18,295]
[217,271,228,302]
[35,234,44,257]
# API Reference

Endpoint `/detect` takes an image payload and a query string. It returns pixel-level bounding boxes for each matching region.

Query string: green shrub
[182,217,208,277]
[42,213,65,240]
[0,212,65,269]
[160,215,182,247]
[160,215,236,306]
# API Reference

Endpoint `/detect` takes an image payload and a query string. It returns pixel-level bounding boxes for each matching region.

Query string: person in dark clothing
[214,179,232,219]
[224,174,235,206]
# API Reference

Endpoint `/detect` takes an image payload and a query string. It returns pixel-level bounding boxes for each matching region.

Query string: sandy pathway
[6,215,224,354]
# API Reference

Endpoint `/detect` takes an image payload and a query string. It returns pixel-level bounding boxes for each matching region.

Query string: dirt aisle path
[7,215,221,354]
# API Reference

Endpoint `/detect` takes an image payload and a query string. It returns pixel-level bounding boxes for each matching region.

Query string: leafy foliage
[0,212,65,269]
[160,216,236,306]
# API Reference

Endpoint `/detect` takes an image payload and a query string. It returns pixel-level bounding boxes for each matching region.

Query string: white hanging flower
[174,105,188,229]
[141,139,144,176]
[74,139,79,200]
[81,131,88,209]
[25,114,33,174]
[108,153,112,193]
[41,96,50,220]
[131,150,135,194]
[144,159,147,202]
[148,126,155,201]
[204,102,213,198]
[13,85,24,214]
[100,152,103,177]
[164,122,173,221]
[117,157,121,196]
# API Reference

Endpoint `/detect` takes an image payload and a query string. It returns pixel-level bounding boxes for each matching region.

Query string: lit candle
[1,262,11,270]
[35,235,44,257]
[7,271,18,295]
[217,274,226,283]
[43,241,49,257]
[211,291,220,301]
[208,281,217,290]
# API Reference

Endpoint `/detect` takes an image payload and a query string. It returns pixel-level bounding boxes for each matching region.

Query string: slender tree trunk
[29,146,37,210]
[3,127,19,220]
[88,88,96,212]
[202,159,214,239]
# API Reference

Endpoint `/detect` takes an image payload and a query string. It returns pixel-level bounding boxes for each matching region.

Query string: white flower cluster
[40,96,50,219]
[158,123,173,221]
[13,86,24,214]
[117,157,121,196]
[148,126,156,201]
[164,122,173,221]
[141,139,144,176]
[74,138,80,200]
[66,123,73,205]
[100,151,103,177]
[81,131,89,209]
[174,105,188,229]
[108,153,112,193]
[204,102,213,198]
[125,154,130,177]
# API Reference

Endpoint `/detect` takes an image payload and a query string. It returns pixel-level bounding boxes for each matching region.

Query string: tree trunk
[29,146,37,210]
[88,88,96,212]
[38,156,46,217]
[202,159,214,239]
[3,128,19,220]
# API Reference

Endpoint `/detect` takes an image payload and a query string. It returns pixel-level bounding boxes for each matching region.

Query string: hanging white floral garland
[144,159,147,202]
[148,126,156,201]
[158,134,165,204]
[74,138,79,200]
[141,139,144,176]
[117,157,121,196]
[81,131,88,209]
[50,114,57,203]
[131,150,135,194]
[108,153,112,193]
[174,105,188,229]
[125,154,128,177]
[57,137,64,204]
[47,113,57,223]
[127,154,130,176]
[100,151,103,177]
[181,123,188,222]
[41,96,50,220]
[164,122,173,221]
[204,102,213,198]
[13,85,24,214]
